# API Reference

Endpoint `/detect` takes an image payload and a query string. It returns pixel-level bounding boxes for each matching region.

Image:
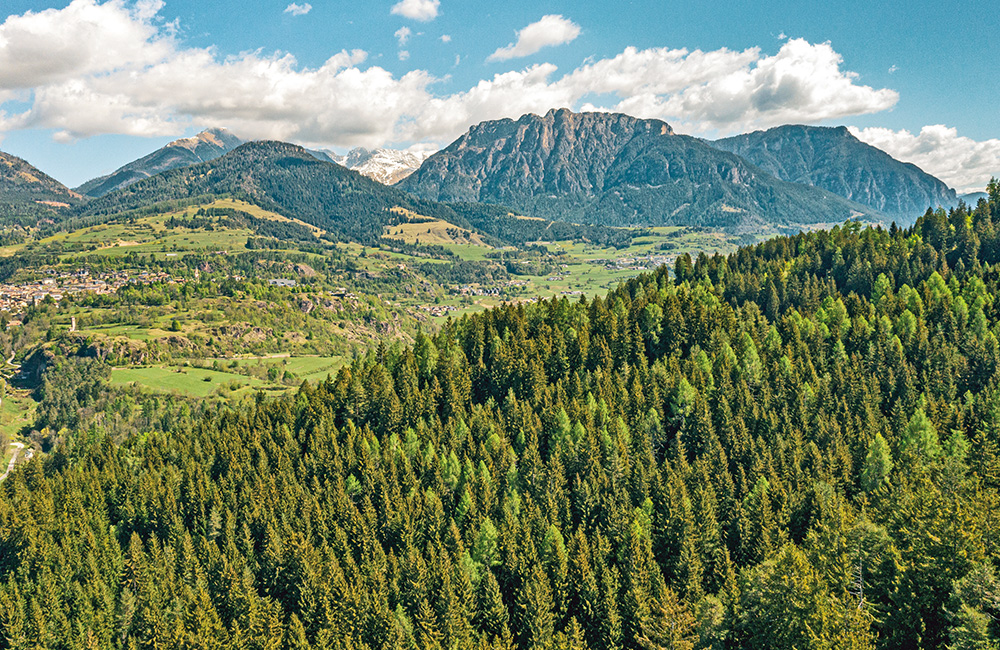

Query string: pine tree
[860,433,893,492]
[900,408,941,465]
[476,569,513,648]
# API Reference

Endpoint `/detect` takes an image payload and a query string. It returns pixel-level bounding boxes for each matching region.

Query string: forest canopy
[1,183,1000,649]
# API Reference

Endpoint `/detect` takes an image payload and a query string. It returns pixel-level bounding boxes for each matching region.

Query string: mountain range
[398,108,875,231]
[0,108,987,241]
[76,128,245,198]
[77,129,429,198]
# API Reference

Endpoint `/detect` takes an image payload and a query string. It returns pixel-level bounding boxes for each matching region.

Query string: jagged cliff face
[401,108,675,203]
[400,109,875,230]
[713,125,957,219]
[76,128,245,197]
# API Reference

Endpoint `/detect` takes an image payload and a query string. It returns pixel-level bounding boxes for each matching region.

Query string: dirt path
[0,442,24,482]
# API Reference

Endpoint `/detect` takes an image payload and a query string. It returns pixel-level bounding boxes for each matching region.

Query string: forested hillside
[1,183,999,649]
[0,151,81,228]
[79,141,475,245]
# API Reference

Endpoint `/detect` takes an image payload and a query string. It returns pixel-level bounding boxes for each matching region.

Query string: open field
[30,198,325,259]
[384,218,488,247]
[111,365,271,398]
[0,389,36,438]
[201,355,349,384]
[108,354,349,398]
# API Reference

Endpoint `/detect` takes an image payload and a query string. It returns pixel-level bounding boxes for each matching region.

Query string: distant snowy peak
[315,147,433,185]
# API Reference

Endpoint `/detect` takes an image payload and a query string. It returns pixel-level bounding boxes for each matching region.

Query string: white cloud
[398,50,410,61]
[888,64,898,74]
[283,3,311,16]
[606,38,899,134]
[0,0,173,89]
[488,15,581,62]
[394,26,411,47]
[0,3,903,157]
[440,34,451,43]
[390,0,439,22]
[850,125,1000,193]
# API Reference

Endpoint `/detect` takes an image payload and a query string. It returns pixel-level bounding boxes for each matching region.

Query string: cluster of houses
[417,304,457,318]
[454,284,504,297]
[598,253,673,270]
[0,270,178,314]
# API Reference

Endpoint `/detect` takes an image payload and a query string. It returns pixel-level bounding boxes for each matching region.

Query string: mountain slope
[80,140,473,244]
[77,128,245,198]
[712,125,956,219]
[0,151,81,224]
[399,109,876,231]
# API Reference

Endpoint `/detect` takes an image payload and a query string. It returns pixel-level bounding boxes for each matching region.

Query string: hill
[79,140,476,244]
[76,127,245,198]
[712,124,957,220]
[398,108,876,231]
[0,150,81,225]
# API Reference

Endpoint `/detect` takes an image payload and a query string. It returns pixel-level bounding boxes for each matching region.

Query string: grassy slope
[34,198,320,258]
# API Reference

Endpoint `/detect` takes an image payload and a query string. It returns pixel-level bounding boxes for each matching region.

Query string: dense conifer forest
[2,183,1000,649]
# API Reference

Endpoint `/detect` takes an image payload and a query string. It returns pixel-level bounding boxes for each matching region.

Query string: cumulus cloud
[0,0,173,89]
[0,2,902,154]
[609,38,899,134]
[394,26,411,47]
[284,3,311,16]
[850,125,1000,193]
[488,15,581,62]
[390,0,439,22]
[440,34,451,43]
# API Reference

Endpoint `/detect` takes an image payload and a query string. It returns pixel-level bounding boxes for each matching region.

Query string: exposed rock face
[399,108,874,230]
[400,108,674,204]
[712,125,957,220]
[18,348,56,387]
[77,128,245,197]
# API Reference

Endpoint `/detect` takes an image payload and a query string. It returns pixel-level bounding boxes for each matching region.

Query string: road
[0,441,24,482]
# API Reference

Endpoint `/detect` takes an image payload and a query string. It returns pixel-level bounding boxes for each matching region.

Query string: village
[0,269,178,315]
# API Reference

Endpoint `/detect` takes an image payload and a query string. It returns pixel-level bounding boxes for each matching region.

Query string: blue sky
[0,0,997,191]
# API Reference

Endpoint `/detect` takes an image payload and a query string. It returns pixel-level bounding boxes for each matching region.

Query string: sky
[0,0,997,192]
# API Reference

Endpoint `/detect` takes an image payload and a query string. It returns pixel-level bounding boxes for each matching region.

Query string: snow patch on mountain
[317,147,433,185]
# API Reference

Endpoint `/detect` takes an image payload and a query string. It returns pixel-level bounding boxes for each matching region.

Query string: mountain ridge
[711,124,957,219]
[0,150,82,225]
[76,127,245,198]
[399,108,876,231]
